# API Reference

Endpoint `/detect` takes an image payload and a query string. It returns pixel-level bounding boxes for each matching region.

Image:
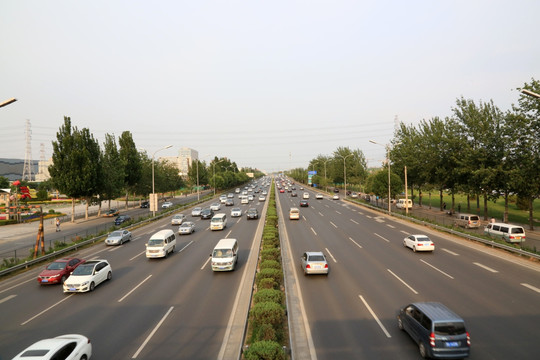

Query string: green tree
[118,131,141,209]
[100,134,124,212]
[0,176,9,188]
[187,159,209,190]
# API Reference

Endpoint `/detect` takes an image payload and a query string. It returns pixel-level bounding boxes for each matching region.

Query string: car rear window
[308,255,325,261]
[417,237,431,242]
[434,322,466,335]
[470,216,479,221]
[511,227,524,234]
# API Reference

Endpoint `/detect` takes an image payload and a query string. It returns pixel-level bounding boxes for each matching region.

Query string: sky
[1,1,539,174]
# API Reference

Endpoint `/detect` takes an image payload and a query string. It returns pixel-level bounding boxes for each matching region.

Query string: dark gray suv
[397,302,470,359]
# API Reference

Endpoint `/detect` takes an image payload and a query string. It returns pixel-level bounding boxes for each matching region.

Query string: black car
[115,215,131,226]
[300,200,309,207]
[200,208,214,219]
[140,201,149,208]
[333,188,339,193]
[246,208,259,220]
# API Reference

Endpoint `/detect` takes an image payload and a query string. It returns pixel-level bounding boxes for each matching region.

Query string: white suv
[63,259,112,293]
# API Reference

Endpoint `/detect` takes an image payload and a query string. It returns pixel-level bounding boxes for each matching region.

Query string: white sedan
[63,259,112,293]
[316,193,323,199]
[162,201,173,208]
[332,194,339,200]
[12,334,92,360]
[178,221,195,235]
[210,202,221,211]
[403,234,435,252]
[231,207,242,217]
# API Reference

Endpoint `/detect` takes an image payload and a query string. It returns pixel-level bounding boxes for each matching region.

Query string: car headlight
[51,274,61,278]
[81,281,89,286]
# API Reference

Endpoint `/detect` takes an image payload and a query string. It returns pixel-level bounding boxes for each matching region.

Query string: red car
[279,189,285,193]
[37,258,85,285]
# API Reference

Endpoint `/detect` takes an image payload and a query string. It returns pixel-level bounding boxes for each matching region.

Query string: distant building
[160,147,198,177]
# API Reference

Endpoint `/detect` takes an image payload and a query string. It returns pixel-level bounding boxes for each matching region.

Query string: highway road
[276,183,540,360]
[0,187,268,359]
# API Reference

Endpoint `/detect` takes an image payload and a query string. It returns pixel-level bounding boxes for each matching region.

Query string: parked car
[397,302,470,359]
[171,214,186,225]
[246,208,259,220]
[105,230,132,245]
[114,214,131,226]
[178,221,195,235]
[231,207,242,217]
[484,222,526,243]
[63,259,112,293]
[37,258,85,285]
[454,213,481,229]
[162,201,173,209]
[11,334,92,360]
[403,234,435,252]
[103,208,119,217]
[301,251,329,275]
[191,207,202,217]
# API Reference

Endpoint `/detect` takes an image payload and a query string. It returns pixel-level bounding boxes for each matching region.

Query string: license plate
[446,341,459,347]
[42,279,48,283]
[314,264,322,269]
[69,288,76,291]
[515,237,521,240]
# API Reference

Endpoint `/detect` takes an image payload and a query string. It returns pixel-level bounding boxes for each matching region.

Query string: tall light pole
[336,154,354,199]
[370,140,391,213]
[196,160,200,201]
[152,145,173,217]
[0,98,17,108]
[521,89,540,99]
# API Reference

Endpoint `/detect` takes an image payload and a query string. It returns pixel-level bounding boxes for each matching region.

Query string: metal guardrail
[345,198,540,261]
[0,196,212,278]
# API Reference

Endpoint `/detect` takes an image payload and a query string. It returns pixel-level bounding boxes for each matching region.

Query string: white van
[210,213,227,231]
[484,222,526,243]
[211,238,238,271]
[396,199,412,209]
[241,196,249,204]
[146,229,176,258]
[454,213,481,228]
[289,207,300,220]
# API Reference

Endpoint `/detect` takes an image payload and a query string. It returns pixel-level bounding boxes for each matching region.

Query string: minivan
[210,213,227,231]
[289,207,300,220]
[397,302,470,359]
[211,238,238,271]
[396,199,412,209]
[484,222,526,243]
[454,214,481,229]
[146,229,176,258]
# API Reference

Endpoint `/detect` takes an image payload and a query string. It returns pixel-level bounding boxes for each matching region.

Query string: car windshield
[46,262,67,270]
[110,231,122,237]
[308,255,325,261]
[148,239,164,246]
[434,322,466,335]
[180,223,190,227]
[72,264,94,275]
[213,249,233,258]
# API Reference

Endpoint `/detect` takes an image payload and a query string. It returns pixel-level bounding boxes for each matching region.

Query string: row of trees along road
[48,117,261,222]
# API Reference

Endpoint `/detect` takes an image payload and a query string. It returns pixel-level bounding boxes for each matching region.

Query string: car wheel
[80,355,88,360]
[403,241,407,248]
[89,282,95,291]
[107,271,112,281]
[61,275,67,284]
[419,342,428,358]
[397,316,404,330]
[413,246,417,253]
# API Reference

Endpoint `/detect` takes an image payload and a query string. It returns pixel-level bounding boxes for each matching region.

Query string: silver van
[454,214,481,229]
[210,213,227,231]
[484,222,526,243]
[211,238,238,271]
[397,302,470,359]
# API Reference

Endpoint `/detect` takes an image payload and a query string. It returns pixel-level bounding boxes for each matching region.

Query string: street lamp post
[196,160,200,201]
[521,89,540,99]
[152,145,173,217]
[336,154,354,199]
[370,140,391,213]
[0,98,17,108]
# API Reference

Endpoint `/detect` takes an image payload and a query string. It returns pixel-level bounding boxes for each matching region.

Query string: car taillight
[306,264,311,269]
[429,332,435,347]
[418,243,423,246]
[466,332,470,346]
[324,264,328,269]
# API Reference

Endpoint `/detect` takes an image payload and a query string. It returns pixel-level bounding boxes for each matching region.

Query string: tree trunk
[71,198,75,222]
[125,190,129,209]
[419,188,423,207]
[529,197,534,230]
[467,194,470,212]
[503,192,509,223]
[85,198,89,220]
[483,192,488,221]
[439,188,444,211]
[451,192,455,213]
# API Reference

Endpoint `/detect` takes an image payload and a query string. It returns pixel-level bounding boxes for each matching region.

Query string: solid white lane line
[118,275,152,302]
[330,221,338,228]
[311,227,317,236]
[387,269,419,294]
[521,283,540,293]
[442,248,459,256]
[420,260,454,279]
[130,251,146,261]
[0,294,16,304]
[358,295,392,338]
[350,219,359,225]
[349,237,363,249]
[374,233,390,243]
[201,256,212,270]
[21,295,74,325]
[132,306,174,358]
[325,248,337,263]
[473,262,499,273]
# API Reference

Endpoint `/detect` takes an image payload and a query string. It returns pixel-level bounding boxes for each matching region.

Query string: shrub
[254,323,277,342]
[250,301,285,328]
[244,340,285,360]
[260,259,281,270]
[253,288,283,305]
[257,277,277,290]
[257,268,283,286]
[261,248,280,261]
